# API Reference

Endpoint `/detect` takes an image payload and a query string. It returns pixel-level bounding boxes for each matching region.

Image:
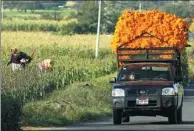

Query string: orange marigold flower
[111,9,189,53]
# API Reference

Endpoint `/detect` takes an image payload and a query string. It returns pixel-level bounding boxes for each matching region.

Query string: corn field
[2,19,77,32]
[2,31,116,103]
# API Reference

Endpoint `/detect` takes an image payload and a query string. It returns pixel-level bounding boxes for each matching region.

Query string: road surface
[184,89,194,97]
[23,97,194,131]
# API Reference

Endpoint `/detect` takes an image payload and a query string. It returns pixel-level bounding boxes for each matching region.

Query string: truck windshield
[118,64,172,81]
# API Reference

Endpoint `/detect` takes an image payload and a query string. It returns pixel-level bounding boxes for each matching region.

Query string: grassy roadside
[187,40,194,82]
[21,73,116,127]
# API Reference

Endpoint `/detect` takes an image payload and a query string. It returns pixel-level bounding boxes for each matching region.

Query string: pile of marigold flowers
[111,10,189,53]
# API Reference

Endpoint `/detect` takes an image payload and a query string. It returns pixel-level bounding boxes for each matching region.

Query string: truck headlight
[162,87,175,95]
[112,89,125,97]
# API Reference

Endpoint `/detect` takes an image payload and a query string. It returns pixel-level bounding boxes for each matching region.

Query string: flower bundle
[111,10,189,53]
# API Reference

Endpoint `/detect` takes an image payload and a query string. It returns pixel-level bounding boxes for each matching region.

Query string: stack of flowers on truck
[111,10,189,53]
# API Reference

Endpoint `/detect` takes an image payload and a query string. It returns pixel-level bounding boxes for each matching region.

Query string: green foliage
[72,1,99,34]
[187,40,194,83]
[40,13,64,21]
[2,37,116,129]
[1,91,22,131]
[101,3,121,33]
[2,20,76,32]
[159,1,194,18]
[181,48,189,86]
[4,1,67,11]
[60,1,121,34]
[3,8,75,20]
[59,22,78,35]
[77,1,98,25]
[60,1,194,34]
[22,73,115,126]
[3,1,194,34]
[2,45,116,103]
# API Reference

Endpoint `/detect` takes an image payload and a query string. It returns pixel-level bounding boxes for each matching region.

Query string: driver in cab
[121,73,136,81]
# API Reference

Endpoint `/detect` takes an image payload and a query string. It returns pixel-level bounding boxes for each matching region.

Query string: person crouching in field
[38,59,54,72]
[7,48,32,71]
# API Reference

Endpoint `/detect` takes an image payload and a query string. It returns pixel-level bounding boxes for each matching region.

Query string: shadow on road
[181,121,194,124]
[127,121,194,125]
[77,121,194,127]
[151,121,194,125]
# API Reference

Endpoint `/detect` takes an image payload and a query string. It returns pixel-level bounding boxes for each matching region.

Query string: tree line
[61,1,194,35]
[3,1,194,34]
[3,0,67,12]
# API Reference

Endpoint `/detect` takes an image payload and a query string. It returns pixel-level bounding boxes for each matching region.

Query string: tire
[177,104,183,123]
[168,108,178,124]
[113,109,122,125]
[122,116,130,122]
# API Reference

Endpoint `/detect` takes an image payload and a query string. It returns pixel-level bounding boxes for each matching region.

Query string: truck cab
[110,47,184,125]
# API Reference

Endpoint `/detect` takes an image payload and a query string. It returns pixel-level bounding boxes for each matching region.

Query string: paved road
[24,98,194,131]
[184,89,194,97]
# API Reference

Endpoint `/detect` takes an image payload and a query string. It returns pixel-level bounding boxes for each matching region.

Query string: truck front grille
[127,89,158,96]
[148,89,158,95]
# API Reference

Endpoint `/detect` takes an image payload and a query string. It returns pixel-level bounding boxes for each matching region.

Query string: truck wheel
[177,104,183,123]
[168,108,178,124]
[113,109,122,125]
[122,116,130,122]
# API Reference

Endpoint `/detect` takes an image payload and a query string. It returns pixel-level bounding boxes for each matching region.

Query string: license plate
[136,98,149,105]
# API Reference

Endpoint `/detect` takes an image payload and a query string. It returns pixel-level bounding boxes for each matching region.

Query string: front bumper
[112,95,177,110]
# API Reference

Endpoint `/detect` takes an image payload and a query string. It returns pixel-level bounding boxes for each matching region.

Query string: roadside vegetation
[187,40,194,82]
[3,9,76,20]
[2,31,116,103]
[22,73,115,126]
[1,32,116,130]
[2,19,77,32]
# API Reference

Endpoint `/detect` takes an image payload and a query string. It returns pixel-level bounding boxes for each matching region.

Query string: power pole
[139,1,142,12]
[173,0,175,14]
[0,3,2,127]
[95,0,101,58]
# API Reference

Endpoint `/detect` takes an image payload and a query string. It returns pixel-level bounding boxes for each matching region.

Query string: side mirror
[174,76,183,82]
[109,77,116,83]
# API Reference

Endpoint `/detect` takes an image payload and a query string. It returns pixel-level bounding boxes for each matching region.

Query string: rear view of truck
[110,10,190,125]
